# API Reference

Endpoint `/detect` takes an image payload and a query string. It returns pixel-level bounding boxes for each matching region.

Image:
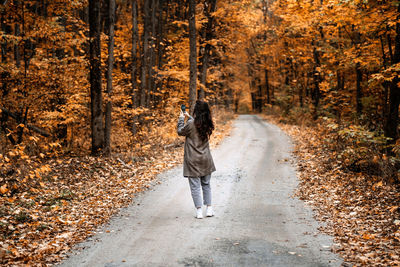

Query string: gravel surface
[59,115,342,267]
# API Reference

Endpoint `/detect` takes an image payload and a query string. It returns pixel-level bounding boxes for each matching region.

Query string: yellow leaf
[4,157,10,162]
[362,233,376,240]
[389,206,399,213]
[142,144,151,151]
[0,184,9,194]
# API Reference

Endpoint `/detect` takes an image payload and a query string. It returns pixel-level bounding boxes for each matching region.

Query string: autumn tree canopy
[0,0,262,154]
[1,0,400,171]
[253,0,400,152]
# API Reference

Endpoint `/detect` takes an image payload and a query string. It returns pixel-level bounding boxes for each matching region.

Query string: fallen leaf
[362,233,376,240]
[0,184,9,194]
[389,206,399,213]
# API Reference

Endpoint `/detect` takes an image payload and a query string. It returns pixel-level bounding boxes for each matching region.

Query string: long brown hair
[193,100,214,141]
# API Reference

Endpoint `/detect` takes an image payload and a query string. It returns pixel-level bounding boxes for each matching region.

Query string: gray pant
[188,175,212,208]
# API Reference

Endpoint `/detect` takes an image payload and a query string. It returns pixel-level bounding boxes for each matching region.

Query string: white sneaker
[196,208,203,219]
[206,206,214,217]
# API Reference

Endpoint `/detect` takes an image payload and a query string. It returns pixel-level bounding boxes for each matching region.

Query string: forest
[0,0,400,265]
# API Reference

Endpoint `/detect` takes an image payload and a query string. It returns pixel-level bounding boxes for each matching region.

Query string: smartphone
[181,104,186,112]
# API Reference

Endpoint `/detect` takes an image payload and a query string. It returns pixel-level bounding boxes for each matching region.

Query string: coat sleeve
[177,117,193,136]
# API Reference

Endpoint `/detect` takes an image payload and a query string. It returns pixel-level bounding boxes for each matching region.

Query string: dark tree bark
[385,6,400,148]
[140,0,150,107]
[380,35,389,127]
[16,107,28,144]
[89,0,104,155]
[257,84,263,112]
[104,0,116,156]
[1,13,10,63]
[265,68,270,104]
[149,0,158,106]
[262,0,270,105]
[188,0,197,113]
[14,1,21,68]
[198,0,217,100]
[312,44,321,119]
[336,70,344,91]
[155,0,165,105]
[40,0,48,17]
[131,0,139,107]
[355,63,362,115]
[101,0,110,34]
[299,74,305,108]
[80,5,89,23]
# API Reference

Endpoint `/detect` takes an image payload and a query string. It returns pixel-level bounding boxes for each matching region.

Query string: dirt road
[60,115,341,267]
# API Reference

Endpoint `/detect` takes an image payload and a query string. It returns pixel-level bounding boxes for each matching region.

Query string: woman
[177,100,216,219]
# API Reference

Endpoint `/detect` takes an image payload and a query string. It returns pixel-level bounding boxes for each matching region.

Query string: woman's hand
[179,110,191,120]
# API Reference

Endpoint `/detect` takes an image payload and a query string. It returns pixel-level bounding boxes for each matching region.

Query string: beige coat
[177,116,216,177]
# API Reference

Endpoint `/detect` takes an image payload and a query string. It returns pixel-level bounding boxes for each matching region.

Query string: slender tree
[262,0,270,104]
[149,0,158,106]
[140,0,150,107]
[384,5,400,148]
[155,0,165,105]
[14,1,20,68]
[89,0,104,155]
[312,41,321,119]
[104,0,116,156]
[199,0,217,100]
[188,0,197,113]
[132,0,139,107]
[355,62,362,115]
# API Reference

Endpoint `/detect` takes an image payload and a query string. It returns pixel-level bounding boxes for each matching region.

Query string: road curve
[59,115,342,267]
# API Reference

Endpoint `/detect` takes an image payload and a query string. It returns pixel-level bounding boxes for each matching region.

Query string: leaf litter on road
[262,115,400,266]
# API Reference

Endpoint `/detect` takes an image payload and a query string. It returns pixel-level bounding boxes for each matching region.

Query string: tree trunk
[262,0,270,105]
[101,0,110,34]
[1,13,9,63]
[131,0,139,107]
[199,0,217,100]
[155,0,165,105]
[14,25,20,68]
[188,0,197,113]
[104,0,115,156]
[40,0,48,17]
[385,5,400,149]
[16,107,28,144]
[149,0,158,106]
[89,0,104,155]
[140,0,150,107]
[312,44,320,119]
[265,68,271,104]
[355,63,362,115]
[380,35,389,128]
